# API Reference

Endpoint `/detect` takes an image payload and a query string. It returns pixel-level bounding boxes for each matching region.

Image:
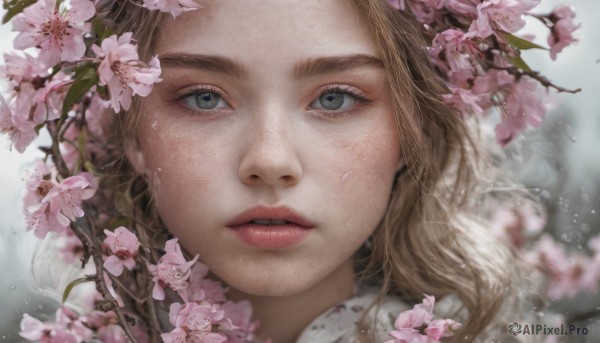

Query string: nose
[239,110,302,187]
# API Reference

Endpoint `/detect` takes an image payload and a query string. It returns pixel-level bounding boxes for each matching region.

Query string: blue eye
[179,88,228,111]
[310,90,358,111]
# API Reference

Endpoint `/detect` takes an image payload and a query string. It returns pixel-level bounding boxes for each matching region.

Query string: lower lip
[228,223,311,249]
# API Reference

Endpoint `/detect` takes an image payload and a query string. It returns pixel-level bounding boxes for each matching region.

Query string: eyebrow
[158,53,384,79]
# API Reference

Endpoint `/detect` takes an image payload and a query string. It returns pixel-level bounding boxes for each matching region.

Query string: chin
[213,258,330,297]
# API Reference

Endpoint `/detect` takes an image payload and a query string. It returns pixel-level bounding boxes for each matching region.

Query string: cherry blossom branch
[486,63,581,94]
[49,120,70,179]
[69,220,140,343]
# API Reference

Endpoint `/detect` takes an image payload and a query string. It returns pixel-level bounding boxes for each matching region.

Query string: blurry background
[1,0,599,342]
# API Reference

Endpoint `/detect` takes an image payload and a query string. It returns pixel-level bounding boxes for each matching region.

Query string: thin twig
[106,272,148,303]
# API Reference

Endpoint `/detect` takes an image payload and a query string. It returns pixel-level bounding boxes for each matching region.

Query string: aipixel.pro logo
[508,322,589,337]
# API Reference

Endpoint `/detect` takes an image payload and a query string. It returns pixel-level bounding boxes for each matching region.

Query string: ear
[124,138,148,177]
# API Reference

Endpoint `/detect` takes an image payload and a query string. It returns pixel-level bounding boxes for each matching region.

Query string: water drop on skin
[340,171,352,183]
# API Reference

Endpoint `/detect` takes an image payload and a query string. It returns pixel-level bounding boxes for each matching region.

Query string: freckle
[341,171,352,183]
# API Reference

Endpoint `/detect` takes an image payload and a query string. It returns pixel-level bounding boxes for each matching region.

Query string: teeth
[252,219,289,225]
[269,219,288,225]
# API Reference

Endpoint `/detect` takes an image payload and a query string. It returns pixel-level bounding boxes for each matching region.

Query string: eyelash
[172,84,374,119]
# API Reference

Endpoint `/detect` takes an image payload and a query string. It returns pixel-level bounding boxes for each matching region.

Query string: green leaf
[91,17,114,40]
[63,276,93,303]
[62,61,94,75]
[2,0,37,24]
[511,54,532,73]
[62,67,99,117]
[503,33,547,50]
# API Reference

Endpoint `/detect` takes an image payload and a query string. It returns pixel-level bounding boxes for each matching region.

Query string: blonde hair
[99,0,532,341]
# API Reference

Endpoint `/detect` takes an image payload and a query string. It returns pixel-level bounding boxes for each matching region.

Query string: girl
[103,0,521,341]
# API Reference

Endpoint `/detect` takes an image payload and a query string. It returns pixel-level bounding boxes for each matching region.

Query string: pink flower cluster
[0,52,71,153]
[389,0,580,145]
[146,238,262,341]
[142,0,202,18]
[489,202,546,248]
[385,295,462,343]
[20,306,147,343]
[23,161,96,239]
[524,234,600,300]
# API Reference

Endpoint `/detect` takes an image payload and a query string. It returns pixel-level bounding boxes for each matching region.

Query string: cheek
[137,119,225,233]
[325,122,400,232]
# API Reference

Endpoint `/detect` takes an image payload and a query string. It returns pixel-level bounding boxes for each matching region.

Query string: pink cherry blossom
[148,238,199,300]
[472,69,515,95]
[12,0,95,67]
[103,227,141,276]
[495,78,546,145]
[92,33,162,112]
[468,0,540,38]
[187,263,229,303]
[386,294,460,343]
[406,0,445,24]
[442,86,484,118]
[55,307,93,342]
[19,307,91,343]
[32,73,72,123]
[46,175,96,219]
[220,300,259,342]
[0,92,37,153]
[142,0,202,18]
[161,302,228,343]
[393,294,435,331]
[525,235,591,299]
[547,5,580,60]
[19,314,51,341]
[24,175,95,239]
[429,29,476,87]
[387,0,406,10]
[446,0,478,16]
[425,319,462,341]
[0,52,48,88]
[489,203,546,249]
[23,160,53,208]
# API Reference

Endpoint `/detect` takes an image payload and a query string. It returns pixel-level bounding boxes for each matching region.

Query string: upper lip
[226,205,315,228]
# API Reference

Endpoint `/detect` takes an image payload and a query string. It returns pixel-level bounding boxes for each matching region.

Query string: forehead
[152,0,379,63]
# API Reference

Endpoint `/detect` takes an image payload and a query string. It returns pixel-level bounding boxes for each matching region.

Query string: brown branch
[145,270,162,343]
[70,221,140,343]
[486,63,581,94]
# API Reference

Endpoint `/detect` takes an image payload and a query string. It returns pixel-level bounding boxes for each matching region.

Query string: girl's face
[130,0,402,296]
